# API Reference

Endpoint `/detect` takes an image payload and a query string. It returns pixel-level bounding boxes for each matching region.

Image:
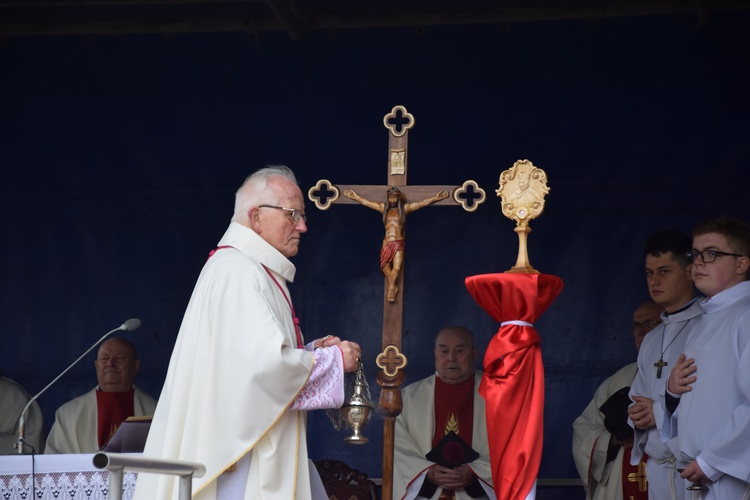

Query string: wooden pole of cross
[308,105,486,500]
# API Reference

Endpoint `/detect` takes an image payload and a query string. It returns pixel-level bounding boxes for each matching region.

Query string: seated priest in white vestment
[132,166,362,500]
[45,337,157,454]
[394,325,495,500]
[1,374,45,454]
[572,301,663,500]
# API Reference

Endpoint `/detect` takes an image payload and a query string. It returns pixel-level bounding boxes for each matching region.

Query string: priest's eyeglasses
[685,249,743,264]
[258,205,307,223]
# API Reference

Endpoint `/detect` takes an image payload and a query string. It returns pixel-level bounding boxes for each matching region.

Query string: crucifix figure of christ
[308,104,486,500]
[654,357,668,379]
[344,186,449,302]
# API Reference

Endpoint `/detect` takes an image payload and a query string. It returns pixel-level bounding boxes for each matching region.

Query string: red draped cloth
[464,273,563,500]
[380,239,405,270]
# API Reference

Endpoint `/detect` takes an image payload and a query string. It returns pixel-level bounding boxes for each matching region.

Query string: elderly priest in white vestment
[132,166,362,500]
[394,325,495,500]
[45,337,156,454]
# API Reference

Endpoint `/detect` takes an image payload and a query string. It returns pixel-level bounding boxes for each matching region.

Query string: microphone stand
[16,318,141,454]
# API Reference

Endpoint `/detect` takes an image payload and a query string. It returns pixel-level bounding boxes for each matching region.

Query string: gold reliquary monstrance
[462,159,558,500]
[496,159,550,273]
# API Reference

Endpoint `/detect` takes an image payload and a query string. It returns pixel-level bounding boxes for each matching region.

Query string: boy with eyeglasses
[628,230,703,500]
[662,217,750,499]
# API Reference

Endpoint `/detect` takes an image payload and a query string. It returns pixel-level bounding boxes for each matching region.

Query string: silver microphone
[122,318,141,331]
[16,318,142,454]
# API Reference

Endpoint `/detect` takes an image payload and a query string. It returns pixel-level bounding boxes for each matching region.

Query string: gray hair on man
[231,165,298,224]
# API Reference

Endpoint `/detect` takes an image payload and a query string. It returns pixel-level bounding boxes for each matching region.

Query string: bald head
[434,326,477,385]
[94,337,141,392]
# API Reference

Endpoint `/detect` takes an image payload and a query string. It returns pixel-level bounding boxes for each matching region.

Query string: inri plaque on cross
[308,105,486,500]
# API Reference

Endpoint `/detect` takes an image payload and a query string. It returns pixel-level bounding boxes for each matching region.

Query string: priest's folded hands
[426,464,475,491]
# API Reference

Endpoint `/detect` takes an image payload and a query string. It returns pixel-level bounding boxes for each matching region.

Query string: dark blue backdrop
[2,11,749,499]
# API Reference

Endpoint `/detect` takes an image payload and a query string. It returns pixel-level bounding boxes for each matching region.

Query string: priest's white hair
[231,165,298,224]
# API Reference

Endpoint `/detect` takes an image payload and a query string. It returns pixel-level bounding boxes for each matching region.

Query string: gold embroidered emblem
[627,460,648,492]
[444,413,459,436]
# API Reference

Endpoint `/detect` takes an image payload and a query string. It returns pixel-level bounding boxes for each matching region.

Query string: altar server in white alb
[133,166,361,500]
[627,230,703,500]
[663,217,750,499]
[45,337,156,454]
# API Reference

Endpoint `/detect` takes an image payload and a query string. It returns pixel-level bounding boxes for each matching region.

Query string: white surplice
[662,280,750,500]
[628,298,703,500]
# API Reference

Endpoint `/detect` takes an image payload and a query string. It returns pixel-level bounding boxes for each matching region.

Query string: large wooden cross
[308,104,486,500]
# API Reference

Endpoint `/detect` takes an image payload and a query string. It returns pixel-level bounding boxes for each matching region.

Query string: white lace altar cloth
[0,453,137,500]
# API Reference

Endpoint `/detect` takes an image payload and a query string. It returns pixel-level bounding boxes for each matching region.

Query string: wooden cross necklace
[654,320,690,378]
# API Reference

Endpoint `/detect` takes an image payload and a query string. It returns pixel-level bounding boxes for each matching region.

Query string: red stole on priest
[433,375,475,447]
[622,448,649,500]
[96,388,135,448]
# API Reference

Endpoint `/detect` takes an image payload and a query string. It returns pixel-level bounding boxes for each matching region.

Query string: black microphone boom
[16,318,141,454]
